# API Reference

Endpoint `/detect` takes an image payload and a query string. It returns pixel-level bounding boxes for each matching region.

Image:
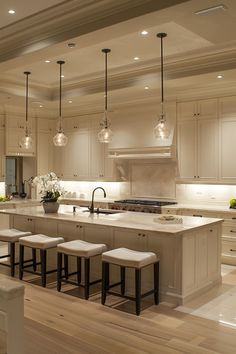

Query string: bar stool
[101,247,160,315]
[57,240,107,299]
[0,229,32,277]
[19,234,64,287]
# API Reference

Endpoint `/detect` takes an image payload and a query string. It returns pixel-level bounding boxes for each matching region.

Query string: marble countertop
[0,205,223,235]
[161,203,236,214]
[0,199,40,209]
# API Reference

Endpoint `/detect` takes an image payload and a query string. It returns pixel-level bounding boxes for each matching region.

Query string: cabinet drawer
[222,239,236,265]
[222,224,236,237]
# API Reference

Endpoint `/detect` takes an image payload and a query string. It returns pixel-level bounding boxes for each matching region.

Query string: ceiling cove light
[53,61,68,147]
[154,33,170,140]
[98,48,113,143]
[20,72,33,150]
[194,4,227,15]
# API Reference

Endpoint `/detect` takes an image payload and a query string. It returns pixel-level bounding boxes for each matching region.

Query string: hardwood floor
[7,275,234,354]
[0,252,236,353]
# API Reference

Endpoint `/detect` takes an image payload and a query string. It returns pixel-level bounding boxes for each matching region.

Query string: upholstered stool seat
[101,247,160,315]
[20,234,64,249]
[57,240,107,299]
[19,234,64,287]
[0,229,32,277]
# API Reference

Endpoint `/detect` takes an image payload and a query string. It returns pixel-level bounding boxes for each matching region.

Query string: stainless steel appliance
[108,199,177,213]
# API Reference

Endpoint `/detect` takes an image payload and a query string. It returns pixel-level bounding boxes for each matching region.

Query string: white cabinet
[0,128,5,182]
[177,99,218,181]
[6,116,36,156]
[37,132,54,175]
[219,96,236,181]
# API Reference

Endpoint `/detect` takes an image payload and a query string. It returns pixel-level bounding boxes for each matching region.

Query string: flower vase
[42,201,59,214]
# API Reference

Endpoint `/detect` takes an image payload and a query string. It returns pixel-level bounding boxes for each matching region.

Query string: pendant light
[20,71,33,149]
[53,60,68,147]
[154,32,170,139]
[98,48,113,143]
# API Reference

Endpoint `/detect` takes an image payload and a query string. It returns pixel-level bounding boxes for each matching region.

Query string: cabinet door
[177,119,196,179]
[177,101,196,121]
[37,132,53,175]
[220,118,236,181]
[90,128,104,179]
[197,118,218,180]
[0,129,5,181]
[197,99,218,119]
[12,216,35,232]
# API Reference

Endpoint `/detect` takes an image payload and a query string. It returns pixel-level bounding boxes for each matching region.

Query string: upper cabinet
[0,114,5,181]
[6,115,36,156]
[177,99,219,181]
[36,119,54,176]
[219,96,236,182]
[53,116,120,181]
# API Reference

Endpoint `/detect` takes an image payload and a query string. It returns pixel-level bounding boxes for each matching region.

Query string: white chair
[0,229,32,277]
[19,234,64,287]
[57,240,107,299]
[101,247,160,315]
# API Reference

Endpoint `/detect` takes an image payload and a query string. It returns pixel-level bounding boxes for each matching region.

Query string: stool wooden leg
[19,245,24,280]
[84,258,90,300]
[40,249,47,288]
[32,248,37,272]
[135,268,141,316]
[10,242,15,277]
[154,262,159,305]
[77,257,81,285]
[64,254,69,279]
[120,266,126,296]
[102,261,109,305]
[57,252,62,292]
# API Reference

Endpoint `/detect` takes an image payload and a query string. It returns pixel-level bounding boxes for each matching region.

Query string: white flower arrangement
[33,172,64,202]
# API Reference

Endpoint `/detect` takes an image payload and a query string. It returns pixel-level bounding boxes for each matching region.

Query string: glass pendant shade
[20,71,33,149]
[53,61,68,147]
[155,33,170,139]
[98,48,113,143]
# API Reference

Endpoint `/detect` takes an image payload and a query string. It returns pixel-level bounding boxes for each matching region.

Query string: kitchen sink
[83,209,123,215]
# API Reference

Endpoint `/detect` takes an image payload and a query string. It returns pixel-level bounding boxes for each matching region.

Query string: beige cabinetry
[219,96,236,182]
[6,116,36,156]
[0,126,6,182]
[53,116,118,181]
[177,99,218,181]
[37,119,54,175]
[220,212,236,265]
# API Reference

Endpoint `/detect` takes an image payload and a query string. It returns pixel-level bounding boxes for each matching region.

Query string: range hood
[108,144,176,159]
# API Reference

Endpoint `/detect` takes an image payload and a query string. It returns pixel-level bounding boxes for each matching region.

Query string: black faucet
[89,187,106,213]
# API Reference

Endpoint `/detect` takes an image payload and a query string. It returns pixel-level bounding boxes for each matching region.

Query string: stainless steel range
[108,199,177,213]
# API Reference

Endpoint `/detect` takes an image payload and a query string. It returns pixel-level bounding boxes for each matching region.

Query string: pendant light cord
[57,60,65,131]
[24,71,30,124]
[157,33,167,118]
[102,49,111,127]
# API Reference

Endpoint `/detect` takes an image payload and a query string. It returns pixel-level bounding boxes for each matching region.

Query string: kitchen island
[0,205,223,305]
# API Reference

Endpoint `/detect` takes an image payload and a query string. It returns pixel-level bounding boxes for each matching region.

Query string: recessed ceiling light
[45,60,51,63]
[39,105,43,108]
[68,43,76,48]
[144,86,149,90]
[217,74,223,79]
[68,100,72,103]
[61,75,64,78]
[134,57,140,61]
[195,4,227,15]
[141,30,148,36]
[8,9,15,14]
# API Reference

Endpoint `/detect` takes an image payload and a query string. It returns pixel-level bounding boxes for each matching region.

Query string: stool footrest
[60,277,102,287]
[0,254,10,259]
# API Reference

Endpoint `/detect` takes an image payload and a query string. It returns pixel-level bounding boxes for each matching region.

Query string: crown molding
[0,0,189,63]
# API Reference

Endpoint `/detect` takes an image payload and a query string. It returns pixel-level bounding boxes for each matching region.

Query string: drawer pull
[230,230,236,233]
[232,217,236,220]
[230,249,236,252]
[193,214,202,217]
